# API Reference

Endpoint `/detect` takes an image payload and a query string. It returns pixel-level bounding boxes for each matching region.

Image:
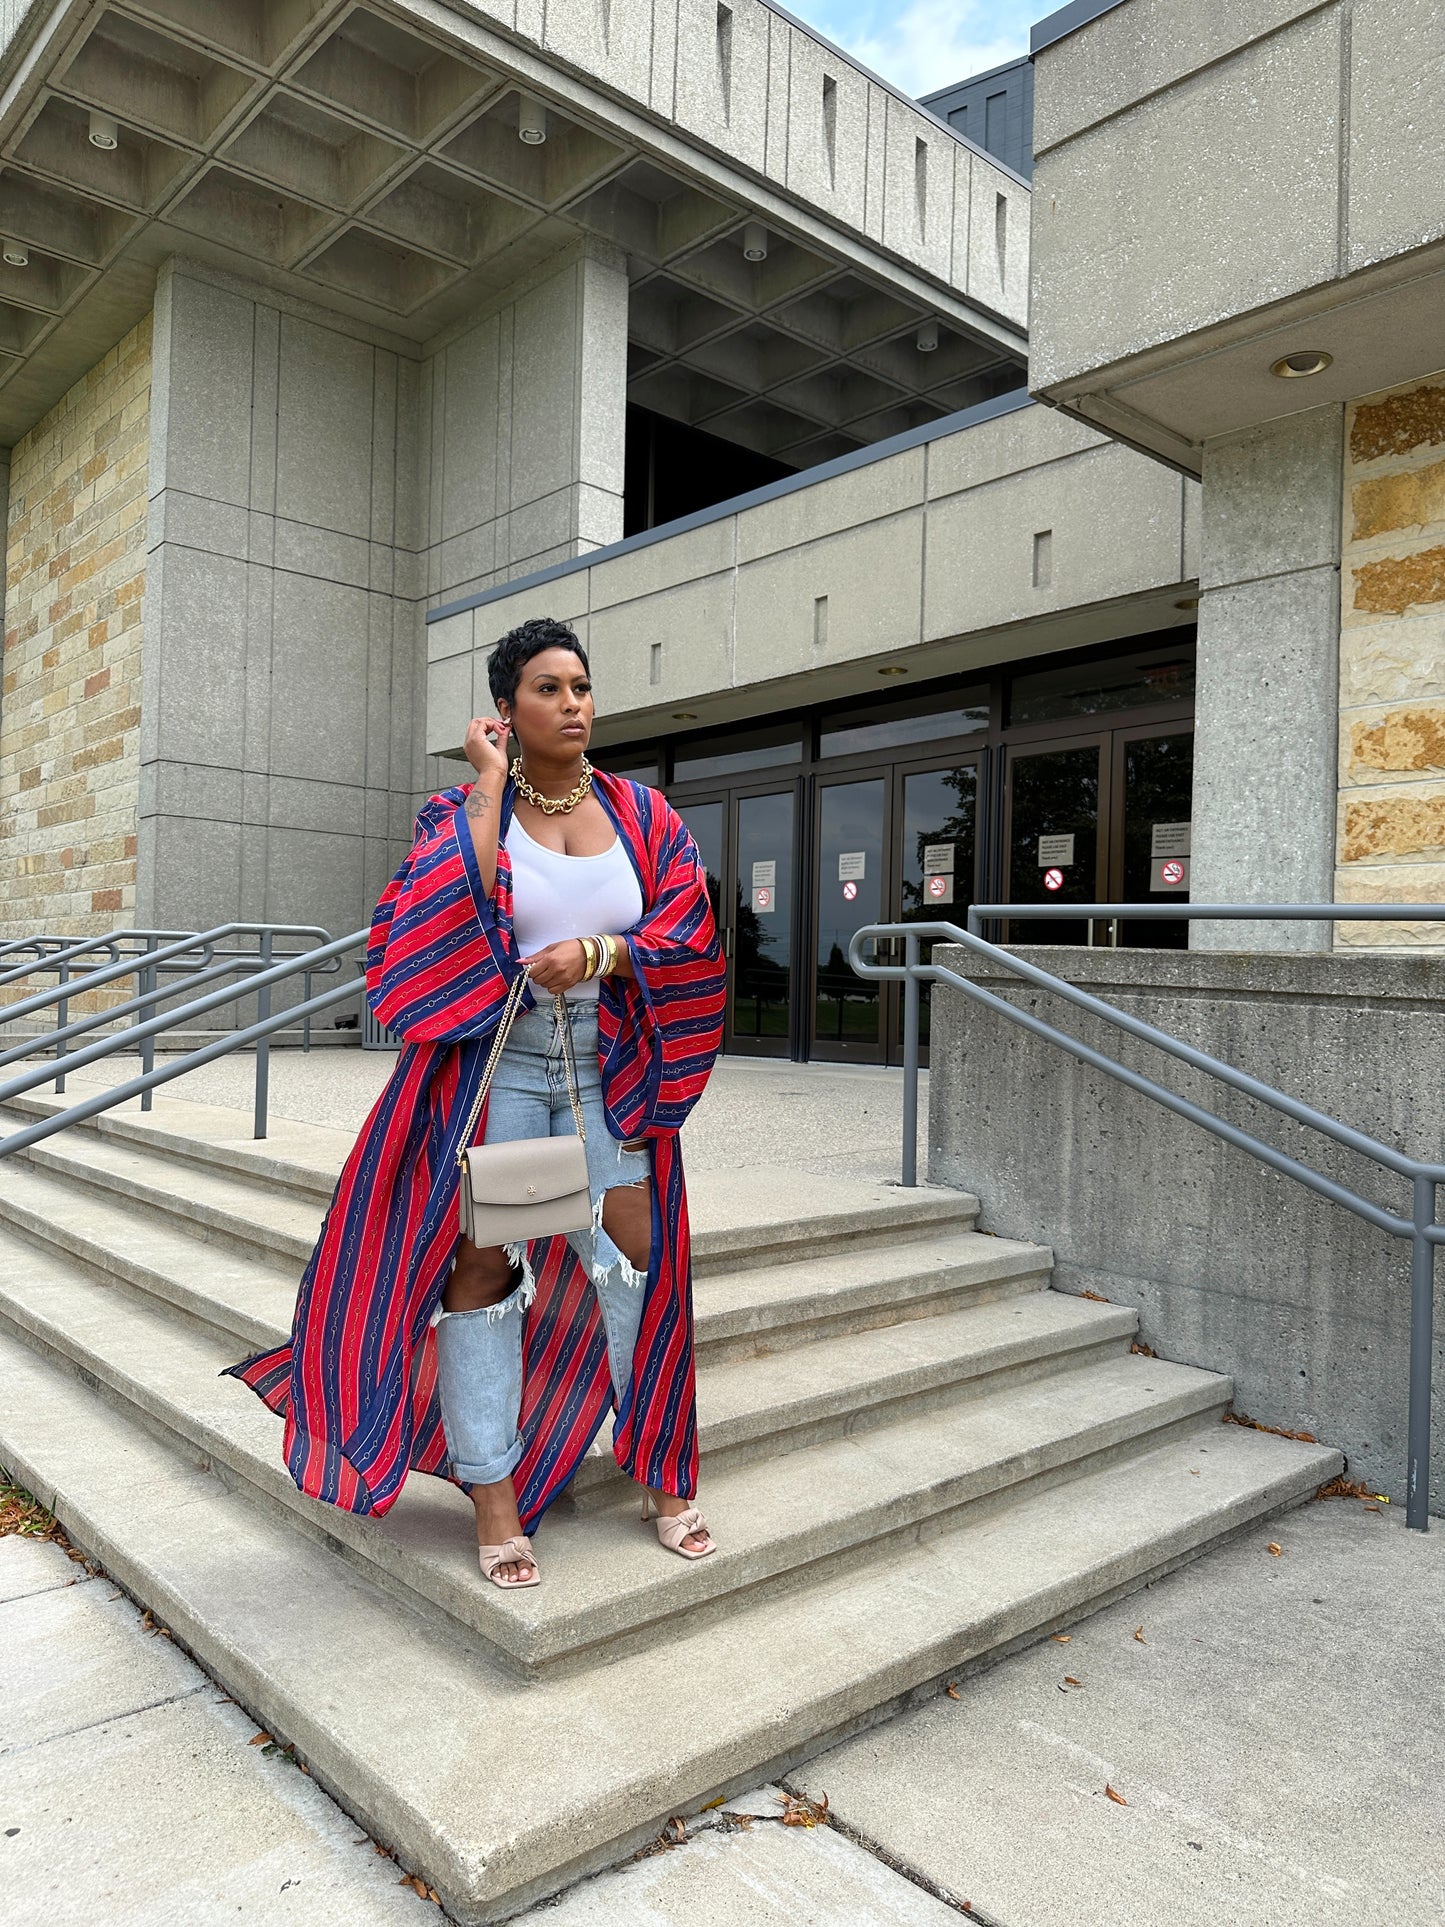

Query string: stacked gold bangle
[578,934,619,981]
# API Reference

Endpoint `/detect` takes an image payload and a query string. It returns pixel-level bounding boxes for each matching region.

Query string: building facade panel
[1029,5,1344,394]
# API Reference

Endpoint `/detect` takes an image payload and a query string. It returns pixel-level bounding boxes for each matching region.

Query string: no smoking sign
[1043,867,1065,892]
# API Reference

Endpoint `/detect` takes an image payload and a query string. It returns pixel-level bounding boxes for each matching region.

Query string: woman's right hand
[463,716,511,784]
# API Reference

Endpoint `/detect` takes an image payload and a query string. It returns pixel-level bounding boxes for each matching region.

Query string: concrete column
[139,258,425,943]
[1189,404,1343,950]
[422,238,628,611]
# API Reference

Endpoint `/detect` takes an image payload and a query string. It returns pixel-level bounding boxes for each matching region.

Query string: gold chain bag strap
[455,969,592,1247]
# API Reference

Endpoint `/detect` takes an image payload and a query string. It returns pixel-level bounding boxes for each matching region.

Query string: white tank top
[505,815,645,1000]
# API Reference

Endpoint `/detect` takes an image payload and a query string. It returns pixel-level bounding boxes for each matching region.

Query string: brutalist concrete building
[0,0,1442,1069]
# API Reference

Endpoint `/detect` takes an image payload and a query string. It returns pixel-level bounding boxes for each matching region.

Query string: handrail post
[253,930,272,1141]
[138,936,157,1112]
[901,929,920,1188]
[55,960,69,1094]
[1406,1173,1437,1532]
[302,970,312,1054]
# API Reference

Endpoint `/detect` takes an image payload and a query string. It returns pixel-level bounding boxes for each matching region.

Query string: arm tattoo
[465,787,493,819]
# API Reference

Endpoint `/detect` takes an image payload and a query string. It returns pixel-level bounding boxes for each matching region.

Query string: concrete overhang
[0,0,1029,454]
[423,389,1200,755]
[1027,0,1445,474]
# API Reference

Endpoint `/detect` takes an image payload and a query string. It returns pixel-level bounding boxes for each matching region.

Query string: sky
[798,0,1033,101]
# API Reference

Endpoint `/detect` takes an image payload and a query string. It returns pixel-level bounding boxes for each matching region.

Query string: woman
[225,617,726,1590]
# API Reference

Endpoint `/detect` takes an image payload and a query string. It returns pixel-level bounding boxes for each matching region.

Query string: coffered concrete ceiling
[0,0,1028,456]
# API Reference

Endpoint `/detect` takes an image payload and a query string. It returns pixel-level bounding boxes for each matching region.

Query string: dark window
[820,688,989,757]
[623,404,793,537]
[672,723,802,782]
[1007,648,1195,727]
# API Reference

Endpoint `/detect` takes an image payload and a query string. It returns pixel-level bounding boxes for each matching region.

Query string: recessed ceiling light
[877,666,908,677]
[672,710,698,720]
[1270,349,1332,379]
[88,111,119,150]
[517,96,547,144]
[2,243,28,267]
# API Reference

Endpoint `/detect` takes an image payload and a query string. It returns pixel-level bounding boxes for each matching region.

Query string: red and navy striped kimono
[225,770,725,1531]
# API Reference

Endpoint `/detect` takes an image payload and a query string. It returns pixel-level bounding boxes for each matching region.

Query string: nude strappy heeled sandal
[478,1534,539,1588]
[641,1491,716,1559]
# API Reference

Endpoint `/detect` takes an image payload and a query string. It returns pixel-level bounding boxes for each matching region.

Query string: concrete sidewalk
[5,1492,1438,1924]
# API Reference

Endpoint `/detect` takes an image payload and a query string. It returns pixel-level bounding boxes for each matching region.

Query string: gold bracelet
[600,933,619,976]
[578,936,599,980]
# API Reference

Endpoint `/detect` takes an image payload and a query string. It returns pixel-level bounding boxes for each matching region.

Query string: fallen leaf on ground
[945,1682,961,1698]
[779,1790,830,1828]
[1133,1626,1146,1644]
[1059,1676,1082,1692]
[700,1796,725,1811]
[1223,1410,1317,1443]
[1105,1785,1128,1806]
[1050,1634,1072,1644]
[400,1874,428,1898]
[1129,1339,1157,1358]
[248,1733,273,1747]
[1079,1289,1109,1302]
[1267,1542,1282,1556]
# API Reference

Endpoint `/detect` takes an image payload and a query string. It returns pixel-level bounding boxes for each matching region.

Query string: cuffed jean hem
[449,1444,524,1486]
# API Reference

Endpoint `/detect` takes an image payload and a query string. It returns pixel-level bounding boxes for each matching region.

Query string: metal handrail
[0,926,371,1154]
[0,922,331,1023]
[850,906,1444,1531]
[0,927,201,992]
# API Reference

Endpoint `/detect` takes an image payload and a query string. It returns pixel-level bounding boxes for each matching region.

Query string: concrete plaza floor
[4,1496,1438,1925]
[56,1044,931,1186]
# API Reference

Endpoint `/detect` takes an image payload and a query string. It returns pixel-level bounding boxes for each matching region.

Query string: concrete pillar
[1189,405,1343,950]
[140,258,425,943]
[421,238,628,608]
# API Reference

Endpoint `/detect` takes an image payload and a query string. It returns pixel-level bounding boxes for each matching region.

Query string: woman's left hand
[520,940,591,994]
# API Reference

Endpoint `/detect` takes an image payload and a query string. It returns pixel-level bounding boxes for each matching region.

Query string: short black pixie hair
[486,616,590,709]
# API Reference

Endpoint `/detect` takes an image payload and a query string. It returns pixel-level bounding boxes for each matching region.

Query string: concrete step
[0,1229,1146,1665]
[0,1098,980,1275]
[0,1155,1047,1361]
[0,1324,1342,1925]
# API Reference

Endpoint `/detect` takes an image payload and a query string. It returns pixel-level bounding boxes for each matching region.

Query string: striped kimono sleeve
[367,785,519,1041]
[595,780,726,1139]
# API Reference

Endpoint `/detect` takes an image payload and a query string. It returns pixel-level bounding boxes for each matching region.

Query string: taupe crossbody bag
[455,967,592,1247]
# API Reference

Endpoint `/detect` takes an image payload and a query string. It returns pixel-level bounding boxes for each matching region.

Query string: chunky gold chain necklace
[512,756,594,815]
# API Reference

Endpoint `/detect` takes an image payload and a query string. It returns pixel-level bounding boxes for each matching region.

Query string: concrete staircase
[0,1090,1341,1923]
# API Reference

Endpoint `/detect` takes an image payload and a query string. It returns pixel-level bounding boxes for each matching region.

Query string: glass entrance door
[731,786,795,1056]
[1113,726,1194,947]
[1004,737,1106,943]
[890,755,981,1062]
[811,776,887,1061]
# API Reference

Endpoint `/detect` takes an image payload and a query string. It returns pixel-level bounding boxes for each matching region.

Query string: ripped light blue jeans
[434,999,651,1487]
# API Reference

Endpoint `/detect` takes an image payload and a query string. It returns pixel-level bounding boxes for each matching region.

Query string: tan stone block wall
[1337,371,1445,947]
[0,315,149,1008]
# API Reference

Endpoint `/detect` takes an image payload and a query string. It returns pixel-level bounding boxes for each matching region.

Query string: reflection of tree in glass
[903,766,976,920]
[1123,736,1193,894]
[1009,749,1098,905]
[733,882,787,1034]
[1121,733,1194,950]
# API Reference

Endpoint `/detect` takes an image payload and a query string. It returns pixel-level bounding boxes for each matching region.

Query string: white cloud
[806,0,1031,101]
